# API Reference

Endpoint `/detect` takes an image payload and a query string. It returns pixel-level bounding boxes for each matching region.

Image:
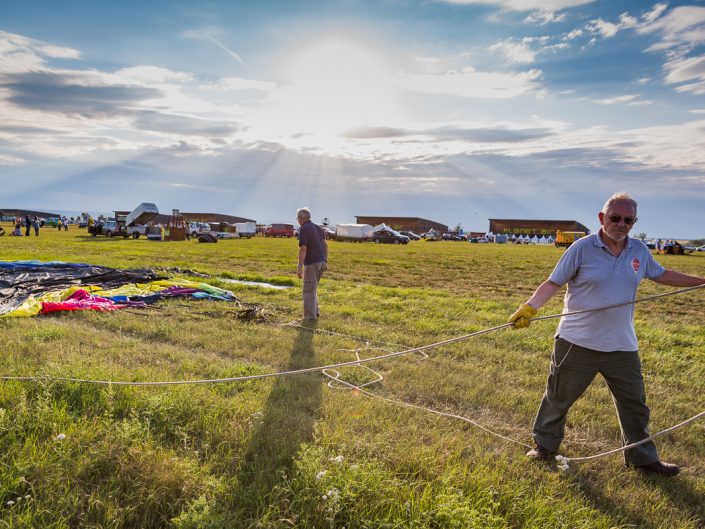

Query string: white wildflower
[6,500,14,506]
[316,470,328,480]
[329,455,344,464]
[54,433,66,441]
[326,488,340,501]
[24,495,31,500]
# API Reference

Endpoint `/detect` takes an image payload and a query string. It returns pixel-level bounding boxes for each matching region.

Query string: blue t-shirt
[548,232,665,352]
[299,221,327,265]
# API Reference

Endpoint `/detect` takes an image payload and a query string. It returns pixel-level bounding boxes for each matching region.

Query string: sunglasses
[607,214,636,225]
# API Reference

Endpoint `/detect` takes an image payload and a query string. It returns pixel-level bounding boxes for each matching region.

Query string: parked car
[372,228,409,245]
[443,233,465,241]
[422,229,441,241]
[399,231,421,240]
[696,245,705,252]
[188,222,211,238]
[265,223,295,237]
[89,219,128,237]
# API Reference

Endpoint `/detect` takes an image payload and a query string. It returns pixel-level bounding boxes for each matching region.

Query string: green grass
[1,223,704,528]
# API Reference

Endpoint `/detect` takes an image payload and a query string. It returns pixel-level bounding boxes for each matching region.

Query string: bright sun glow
[250,39,400,149]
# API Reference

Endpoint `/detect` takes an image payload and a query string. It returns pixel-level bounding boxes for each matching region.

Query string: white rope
[322,368,533,449]
[555,410,705,469]
[279,320,415,351]
[1,284,702,387]
[1,283,703,465]
[0,322,510,386]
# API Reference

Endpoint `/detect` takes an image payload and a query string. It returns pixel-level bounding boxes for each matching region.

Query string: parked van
[555,230,586,248]
[234,222,257,238]
[265,223,295,237]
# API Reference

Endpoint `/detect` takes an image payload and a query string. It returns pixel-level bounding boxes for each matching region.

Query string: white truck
[126,202,159,239]
[335,223,374,242]
[234,222,257,238]
[188,222,212,238]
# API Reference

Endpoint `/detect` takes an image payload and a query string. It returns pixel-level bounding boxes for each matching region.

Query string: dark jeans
[533,337,659,465]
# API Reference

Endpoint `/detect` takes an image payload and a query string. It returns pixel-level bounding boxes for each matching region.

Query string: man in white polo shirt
[509,192,705,476]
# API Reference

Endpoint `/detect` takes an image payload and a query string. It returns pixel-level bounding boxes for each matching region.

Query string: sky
[1,0,705,238]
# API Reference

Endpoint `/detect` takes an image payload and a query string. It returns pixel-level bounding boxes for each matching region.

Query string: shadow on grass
[573,465,705,528]
[234,321,323,520]
[650,473,705,525]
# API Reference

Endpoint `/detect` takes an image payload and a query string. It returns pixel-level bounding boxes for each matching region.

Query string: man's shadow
[234,323,322,515]
[572,463,705,528]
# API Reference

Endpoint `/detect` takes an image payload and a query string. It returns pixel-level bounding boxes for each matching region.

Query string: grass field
[1,224,704,528]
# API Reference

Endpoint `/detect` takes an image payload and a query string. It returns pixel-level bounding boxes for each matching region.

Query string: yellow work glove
[509,303,537,329]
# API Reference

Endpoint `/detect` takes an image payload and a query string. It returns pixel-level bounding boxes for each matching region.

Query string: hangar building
[488,219,590,237]
[355,216,448,234]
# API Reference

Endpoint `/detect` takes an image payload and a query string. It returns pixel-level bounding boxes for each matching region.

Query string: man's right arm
[526,280,562,309]
[508,279,562,329]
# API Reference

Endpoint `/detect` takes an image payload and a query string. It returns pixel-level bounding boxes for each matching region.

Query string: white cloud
[642,3,668,24]
[114,66,194,84]
[586,18,620,38]
[664,54,705,84]
[674,79,705,95]
[399,67,542,99]
[217,77,277,92]
[524,11,566,25]
[614,119,705,171]
[0,30,81,73]
[0,153,25,165]
[663,53,705,93]
[640,5,705,51]
[489,39,536,64]
[436,0,594,12]
[617,12,638,30]
[563,28,584,40]
[593,94,641,105]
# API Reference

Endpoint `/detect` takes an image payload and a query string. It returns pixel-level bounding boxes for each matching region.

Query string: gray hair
[296,207,311,221]
[602,192,637,215]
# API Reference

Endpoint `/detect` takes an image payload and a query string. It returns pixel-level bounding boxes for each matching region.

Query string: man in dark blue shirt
[296,207,328,321]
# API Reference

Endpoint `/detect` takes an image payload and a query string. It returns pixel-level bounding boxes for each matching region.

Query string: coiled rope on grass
[1,283,704,466]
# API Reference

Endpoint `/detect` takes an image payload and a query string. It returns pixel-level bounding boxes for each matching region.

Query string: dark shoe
[526,444,555,462]
[634,461,680,477]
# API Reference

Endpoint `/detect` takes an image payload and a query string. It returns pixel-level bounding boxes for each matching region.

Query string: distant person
[62,216,69,231]
[656,239,663,252]
[24,214,31,236]
[33,216,40,236]
[296,207,328,322]
[509,191,705,476]
[11,220,22,236]
[56,219,62,230]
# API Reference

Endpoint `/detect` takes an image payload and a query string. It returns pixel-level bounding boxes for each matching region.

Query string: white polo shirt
[548,232,665,352]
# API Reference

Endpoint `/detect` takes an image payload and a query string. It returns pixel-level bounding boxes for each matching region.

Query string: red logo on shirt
[632,258,640,272]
